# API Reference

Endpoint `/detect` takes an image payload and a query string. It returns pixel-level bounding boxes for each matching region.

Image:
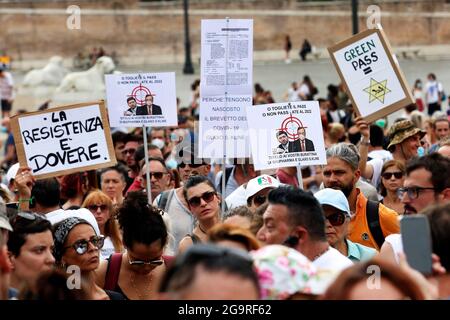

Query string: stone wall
[1,0,449,64]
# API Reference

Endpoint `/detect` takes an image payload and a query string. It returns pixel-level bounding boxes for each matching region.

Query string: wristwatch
[360,137,371,146]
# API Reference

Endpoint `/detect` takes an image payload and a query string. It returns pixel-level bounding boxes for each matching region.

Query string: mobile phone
[400,214,433,275]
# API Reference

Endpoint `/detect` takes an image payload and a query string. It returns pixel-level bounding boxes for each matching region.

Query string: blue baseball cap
[314,188,351,217]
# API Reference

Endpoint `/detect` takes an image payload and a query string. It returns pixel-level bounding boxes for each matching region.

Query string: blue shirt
[346,239,377,263]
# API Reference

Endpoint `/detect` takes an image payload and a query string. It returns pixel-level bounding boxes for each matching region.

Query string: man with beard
[399,153,450,215]
[275,130,294,153]
[379,153,450,265]
[323,143,399,250]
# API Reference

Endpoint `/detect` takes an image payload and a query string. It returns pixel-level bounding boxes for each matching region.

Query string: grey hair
[326,143,360,171]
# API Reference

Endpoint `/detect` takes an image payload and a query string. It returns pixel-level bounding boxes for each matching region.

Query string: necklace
[130,271,153,300]
[198,224,207,234]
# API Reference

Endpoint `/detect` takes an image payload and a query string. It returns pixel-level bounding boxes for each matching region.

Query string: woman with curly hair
[95,191,170,300]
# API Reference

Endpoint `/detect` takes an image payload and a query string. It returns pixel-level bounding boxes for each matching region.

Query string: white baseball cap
[6,163,20,184]
[314,188,351,217]
[245,174,280,200]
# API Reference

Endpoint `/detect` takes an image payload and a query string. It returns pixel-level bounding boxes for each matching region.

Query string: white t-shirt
[313,246,353,273]
[367,157,384,188]
[384,233,403,264]
[368,149,393,163]
[0,71,14,100]
[426,80,443,104]
[327,109,345,124]
[287,87,301,102]
[298,83,310,100]
[46,208,100,236]
[100,237,116,260]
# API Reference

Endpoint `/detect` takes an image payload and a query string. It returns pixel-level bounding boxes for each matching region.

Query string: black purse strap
[366,200,385,249]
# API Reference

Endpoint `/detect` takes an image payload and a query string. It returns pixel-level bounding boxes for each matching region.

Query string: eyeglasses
[187,191,216,208]
[87,204,108,212]
[64,235,105,255]
[253,195,267,206]
[397,187,437,200]
[143,172,168,180]
[127,254,164,267]
[122,148,136,156]
[178,163,205,169]
[325,212,347,226]
[382,171,404,180]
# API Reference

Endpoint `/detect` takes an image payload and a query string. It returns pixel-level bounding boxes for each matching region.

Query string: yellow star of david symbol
[363,78,391,103]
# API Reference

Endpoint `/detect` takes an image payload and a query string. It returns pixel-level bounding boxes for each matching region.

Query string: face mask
[170,132,178,142]
[151,138,165,150]
[417,146,425,157]
[0,126,7,134]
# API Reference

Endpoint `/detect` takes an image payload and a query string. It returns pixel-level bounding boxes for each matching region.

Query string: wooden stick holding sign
[296,166,304,190]
[11,100,117,179]
[328,26,414,123]
[142,125,152,204]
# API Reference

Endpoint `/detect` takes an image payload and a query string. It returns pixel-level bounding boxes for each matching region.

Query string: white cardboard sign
[328,28,413,122]
[246,101,327,171]
[12,101,116,179]
[199,19,253,159]
[105,72,177,127]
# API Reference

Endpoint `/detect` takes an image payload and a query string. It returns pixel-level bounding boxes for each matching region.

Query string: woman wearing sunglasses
[380,160,406,214]
[8,212,55,295]
[314,189,376,263]
[95,191,169,300]
[178,175,221,253]
[82,190,123,260]
[53,217,124,300]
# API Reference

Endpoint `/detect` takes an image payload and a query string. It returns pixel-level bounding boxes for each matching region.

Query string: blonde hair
[328,123,345,141]
[208,223,261,251]
[82,190,123,253]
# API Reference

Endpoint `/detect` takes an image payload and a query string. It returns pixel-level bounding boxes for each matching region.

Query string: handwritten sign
[246,101,327,171]
[328,27,413,122]
[105,72,177,127]
[11,101,116,179]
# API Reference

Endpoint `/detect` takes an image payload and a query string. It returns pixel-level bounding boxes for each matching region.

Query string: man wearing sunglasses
[314,188,376,263]
[122,134,142,181]
[245,174,280,213]
[323,143,399,250]
[140,158,172,202]
[257,186,352,272]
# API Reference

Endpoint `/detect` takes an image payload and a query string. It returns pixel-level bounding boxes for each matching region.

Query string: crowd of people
[0,70,449,301]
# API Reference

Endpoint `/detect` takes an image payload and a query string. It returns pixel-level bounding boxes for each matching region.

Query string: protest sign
[11,101,116,179]
[199,19,253,159]
[105,72,177,127]
[328,27,413,122]
[246,101,327,171]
